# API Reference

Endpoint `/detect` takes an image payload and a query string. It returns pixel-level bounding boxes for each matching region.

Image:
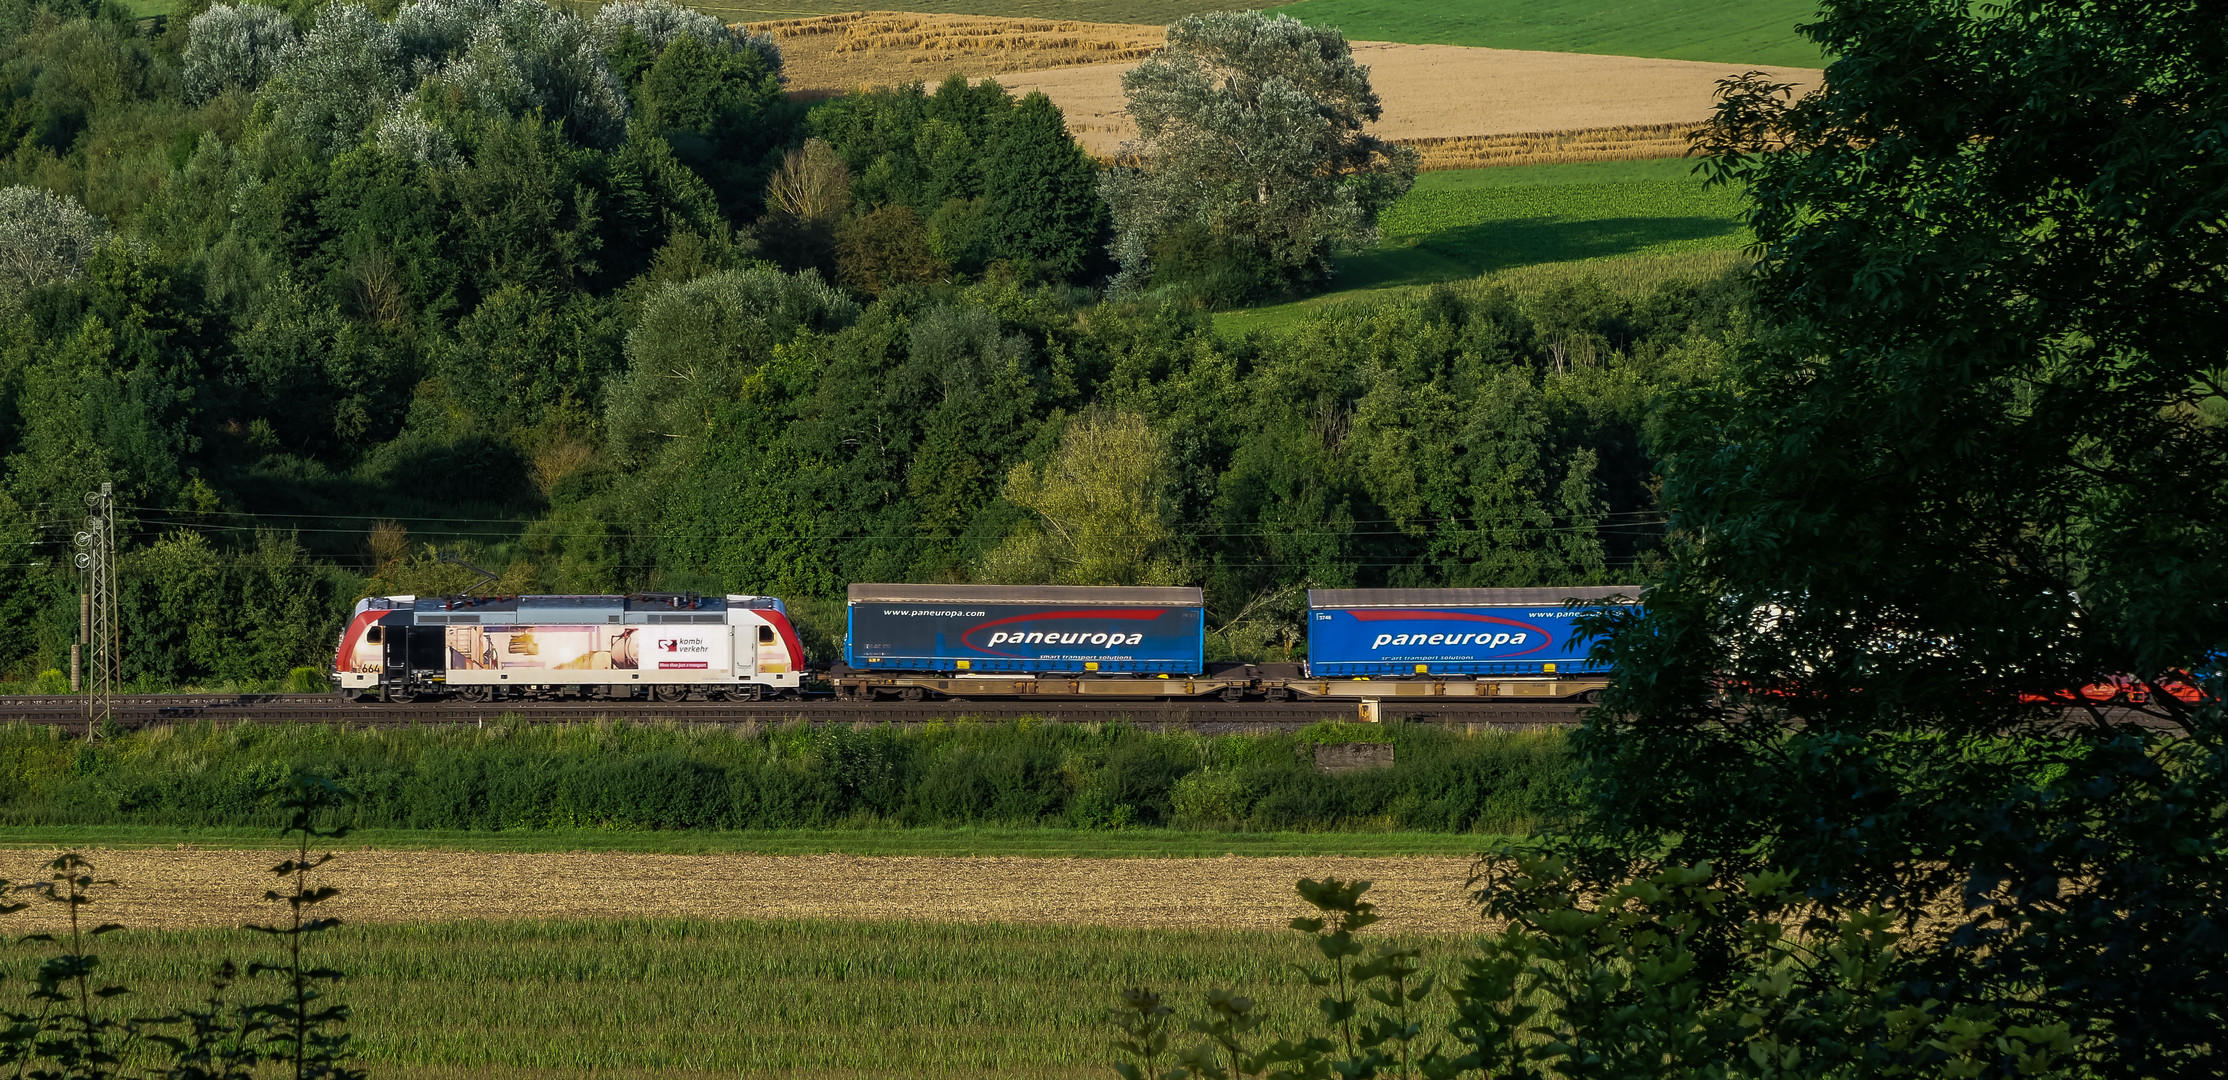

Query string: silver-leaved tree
[1099,10,1415,304]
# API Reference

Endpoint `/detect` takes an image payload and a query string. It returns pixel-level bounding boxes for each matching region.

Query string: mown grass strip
[0,823,1507,857]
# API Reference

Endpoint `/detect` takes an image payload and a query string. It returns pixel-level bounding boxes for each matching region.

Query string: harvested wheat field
[19,848,1485,933]
[751,13,1820,164]
[996,40,1821,158]
[746,10,1165,93]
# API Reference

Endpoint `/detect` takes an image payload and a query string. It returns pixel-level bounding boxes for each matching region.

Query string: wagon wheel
[455,685,493,704]
[1264,687,1290,702]
[384,685,417,704]
[898,686,925,702]
[1217,686,1244,702]
[653,684,690,703]
[734,684,764,702]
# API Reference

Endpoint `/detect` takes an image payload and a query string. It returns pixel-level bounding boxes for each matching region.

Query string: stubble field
[749,12,1820,164]
[4,846,1483,933]
[698,0,1823,67]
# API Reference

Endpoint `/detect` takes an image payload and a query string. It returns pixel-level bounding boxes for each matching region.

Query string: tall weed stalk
[245,777,361,1080]
[12,854,137,1080]
[0,775,359,1080]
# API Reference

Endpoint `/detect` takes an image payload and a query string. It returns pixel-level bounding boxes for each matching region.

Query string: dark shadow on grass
[1336,214,1746,291]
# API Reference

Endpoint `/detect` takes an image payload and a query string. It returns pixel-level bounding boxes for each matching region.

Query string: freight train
[332,584,1637,703]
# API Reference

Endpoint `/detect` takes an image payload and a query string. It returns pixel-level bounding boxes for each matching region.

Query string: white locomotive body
[333,593,805,702]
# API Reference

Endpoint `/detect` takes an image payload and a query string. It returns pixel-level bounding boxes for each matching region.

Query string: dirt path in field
[4,849,1490,934]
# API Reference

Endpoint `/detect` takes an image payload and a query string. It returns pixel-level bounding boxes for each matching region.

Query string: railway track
[0,693,1590,732]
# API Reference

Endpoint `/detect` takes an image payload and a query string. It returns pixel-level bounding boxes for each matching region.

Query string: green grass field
[1275,0,1825,66]
[8,916,1469,1078]
[0,824,1506,857]
[1216,158,1752,335]
[686,0,1823,68]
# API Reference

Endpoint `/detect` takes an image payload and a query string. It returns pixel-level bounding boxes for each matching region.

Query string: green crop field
[11,916,1466,1078]
[0,823,1504,857]
[1217,158,1753,335]
[1273,0,1826,66]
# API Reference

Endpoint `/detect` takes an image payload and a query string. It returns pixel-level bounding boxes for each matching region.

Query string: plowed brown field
[14,848,1487,933]
[751,12,1822,165]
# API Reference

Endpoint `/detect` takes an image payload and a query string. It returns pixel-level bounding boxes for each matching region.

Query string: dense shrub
[0,720,1575,833]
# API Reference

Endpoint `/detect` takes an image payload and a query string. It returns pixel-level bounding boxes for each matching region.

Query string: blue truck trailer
[1281,587,1637,702]
[833,584,1249,701]
[1305,586,1634,676]
[844,584,1205,675]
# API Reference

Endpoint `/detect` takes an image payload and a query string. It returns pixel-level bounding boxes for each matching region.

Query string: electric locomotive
[333,593,805,702]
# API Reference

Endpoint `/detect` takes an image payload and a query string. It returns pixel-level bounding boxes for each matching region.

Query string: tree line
[1107,1,2226,1077]
[0,0,1733,687]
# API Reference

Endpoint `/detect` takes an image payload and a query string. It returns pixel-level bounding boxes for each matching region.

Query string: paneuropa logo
[1342,609,1555,657]
[982,630,1147,648]
[1371,630,1532,649]
[959,608,1170,654]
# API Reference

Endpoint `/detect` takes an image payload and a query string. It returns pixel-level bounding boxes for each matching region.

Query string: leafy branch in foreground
[244,776,363,1080]
[1110,861,2084,1079]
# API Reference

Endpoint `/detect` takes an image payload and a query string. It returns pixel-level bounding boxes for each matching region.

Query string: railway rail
[0,693,1591,732]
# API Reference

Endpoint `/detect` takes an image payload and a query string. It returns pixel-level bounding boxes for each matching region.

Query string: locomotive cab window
[758,626,775,644]
[366,627,381,643]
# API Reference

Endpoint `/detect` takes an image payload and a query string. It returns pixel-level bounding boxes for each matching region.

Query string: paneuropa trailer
[833,584,1259,701]
[1288,586,1637,701]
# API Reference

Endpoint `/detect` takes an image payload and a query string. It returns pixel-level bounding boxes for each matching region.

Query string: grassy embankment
[0,718,1576,840]
[1218,158,1753,336]
[0,822,1500,855]
[1,916,1466,1078]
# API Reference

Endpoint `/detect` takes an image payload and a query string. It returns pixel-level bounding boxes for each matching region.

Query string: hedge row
[0,720,1576,833]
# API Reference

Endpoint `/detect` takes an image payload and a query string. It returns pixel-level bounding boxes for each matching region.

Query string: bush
[835,205,948,296]
[0,720,1575,833]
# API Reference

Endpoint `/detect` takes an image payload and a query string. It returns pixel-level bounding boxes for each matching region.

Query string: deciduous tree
[984,409,1181,586]
[1583,1,2228,1074]
[1099,11,1414,301]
